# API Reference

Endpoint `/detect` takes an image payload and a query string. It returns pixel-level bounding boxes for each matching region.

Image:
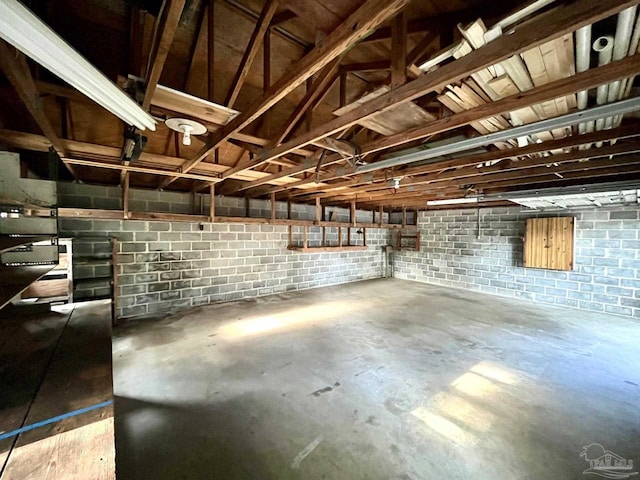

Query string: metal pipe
[352,96,640,175]
[607,7,637,128]
[617,11,640,126]
[419,0,557,72]
[575,26,592,139]
[593,36,614,143]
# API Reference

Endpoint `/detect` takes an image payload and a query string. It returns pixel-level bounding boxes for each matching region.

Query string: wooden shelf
[0,264,55,309]
[397,231,421,251]
[287,245,368,253]
[0,235,54,253]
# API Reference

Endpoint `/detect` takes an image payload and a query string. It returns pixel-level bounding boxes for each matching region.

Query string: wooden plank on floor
[0,265,56,311]
[0,302,115,480]
[0,310,70,474]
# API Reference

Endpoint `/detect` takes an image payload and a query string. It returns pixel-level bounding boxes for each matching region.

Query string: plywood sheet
[524,217,574,271]
[1,302,115,480]
[333,86,436,136]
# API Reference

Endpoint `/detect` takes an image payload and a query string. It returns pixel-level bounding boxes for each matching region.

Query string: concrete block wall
[393,205,640,318]
[57,182,391,318]
[57,182,391,223]
[59,219,389,318]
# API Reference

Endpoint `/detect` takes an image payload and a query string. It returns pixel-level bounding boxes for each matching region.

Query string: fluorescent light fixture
[427,198,479,206]
[0,0,156,131]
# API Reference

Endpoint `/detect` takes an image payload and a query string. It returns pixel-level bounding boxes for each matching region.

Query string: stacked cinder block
[58,220,388,318]
[57,182,392,318]
[393,206,640,318]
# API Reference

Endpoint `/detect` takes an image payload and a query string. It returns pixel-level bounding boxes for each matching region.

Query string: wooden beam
[225,0,279,109]
[271,10,297,25]
[258,0,637,163]
[273,58,340,145]
[157,0,408,188]
[207,0,215,101]
[293,124,640,196]
[390,11,407,88]
[0,41,78,178]
[271,192,276,220]
[406,31,439,67]
[350,200,356,226]
[315,197,322,223]
[340,60,391,73]
[62,157,222,182]
[209,183,215,222]
[339,70,347,108]
[122,171,130,219]
[142,0,186,110]
[269,54,640,193]
[0,128,228,181]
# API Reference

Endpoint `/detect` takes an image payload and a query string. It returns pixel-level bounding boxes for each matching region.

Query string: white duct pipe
[575,26,592,140]
[419,0,557,72]
[607,6,637,128]
[619,15,640,100]
[593,36,614,145]
[617,10,640,127]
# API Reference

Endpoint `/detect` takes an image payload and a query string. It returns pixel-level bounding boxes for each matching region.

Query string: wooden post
[288,224,293,247]
[245,197,251,217]
[322,226,326,247]
[270,192,276,220]
[363,227,367,246]
[350,200,356,226]
[209,184,215,222]
[347,227,351,246]
[207,0,215,101]
[390,11,407,88]
[315,197,321,223]
[378,205,383,227]
[191,188,197,215]
[338,227,342,247]
[402,206,407,227]
[339,70,347,108]
[263,27,271,135]
[122,171,130,220]
[303,225,308,248]
[372,209,375,223]
[287,200,292,219]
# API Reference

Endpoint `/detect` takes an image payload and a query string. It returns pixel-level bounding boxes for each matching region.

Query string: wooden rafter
[261,53,640,194]
[390,11,407,88]
[256,0,638,166]
[273,58,341,145]
[0,40,78,178]
[208,0,215,101]
[297,141,640,199]
[142,0,186,110]
[156,0,409,189]
[295,124,640,197]
[224,0,279,109]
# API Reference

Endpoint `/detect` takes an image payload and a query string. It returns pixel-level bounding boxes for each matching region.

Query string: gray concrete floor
[112,278,640,480]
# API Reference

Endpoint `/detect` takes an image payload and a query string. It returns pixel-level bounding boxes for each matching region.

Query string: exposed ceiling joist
[142,0,186,110]
[156,0,409,189]
[255,0,637,167]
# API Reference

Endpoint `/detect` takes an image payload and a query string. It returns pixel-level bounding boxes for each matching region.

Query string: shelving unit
[287,224,368,253]
[396,231,421,251]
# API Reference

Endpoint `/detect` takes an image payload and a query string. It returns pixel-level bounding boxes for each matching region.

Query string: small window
[523,217,574,271]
